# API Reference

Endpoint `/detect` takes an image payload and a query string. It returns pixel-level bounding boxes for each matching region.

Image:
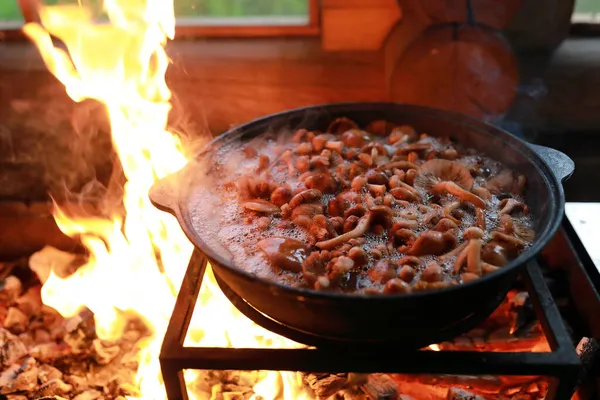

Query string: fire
[23,1,308,399]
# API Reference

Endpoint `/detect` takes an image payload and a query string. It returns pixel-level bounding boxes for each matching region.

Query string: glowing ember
[428,344,441,351]
[23,1,308,398]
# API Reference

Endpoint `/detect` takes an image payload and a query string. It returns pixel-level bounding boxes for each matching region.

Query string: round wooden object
[389,25,519,122]
[418,0,523,29]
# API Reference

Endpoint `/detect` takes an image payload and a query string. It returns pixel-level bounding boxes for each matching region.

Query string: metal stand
[159,235,582,400]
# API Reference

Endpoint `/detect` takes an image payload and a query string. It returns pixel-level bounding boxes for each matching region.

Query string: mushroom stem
[490,231,526,249]
[315,213,371,250]
[439,241,469,262]
[435,181,487,209]
[467,239,483,275]
[454,244,470,274]
[482,262,500,275]
[476,208,486,230]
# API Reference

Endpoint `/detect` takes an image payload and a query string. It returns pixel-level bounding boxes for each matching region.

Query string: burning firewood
[0,328,28,367]
[302,372,400,400]
[447,388,489,400]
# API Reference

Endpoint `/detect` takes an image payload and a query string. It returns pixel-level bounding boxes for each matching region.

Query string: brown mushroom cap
[327,117,359,134]
[417,159,474,190]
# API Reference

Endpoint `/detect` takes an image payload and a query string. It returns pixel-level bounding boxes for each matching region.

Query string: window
[0,0,23,26]
[572,0,600,23]
[1,0,318,37]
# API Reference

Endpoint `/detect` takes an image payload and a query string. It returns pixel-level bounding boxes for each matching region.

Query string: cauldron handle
[528,143,575,182]
[148,168,187,215]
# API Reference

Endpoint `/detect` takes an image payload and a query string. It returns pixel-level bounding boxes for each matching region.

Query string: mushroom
[398,265,417,283]
[383,279,411,294]
[369,259,398,284]
[499,198,530,215]
[368,184,387,198]
[328,194,351,218]
[439,241,469,262]
[341,129,371,147]
[476,208,486,230]
[257,237,309,273]
[292,203,323,222]
[481,241,510,266]
[270,186,293,207]
[391,228,418,250]
[241,199,280,214]
[390,219,419,231]
[289,189,323,209]
[327,256,355,282]
[365,169,389,185]
[343,215,360,233]
[433,218,459,232]
[366,120,395,136]
[315,212,371,250]
[361,142,389,157]
[454,228,485,275]
[490,231,527,251]
[415,159,487,209]
[389,187,419,202]
[394,142,432,154]
[407,230,458,256]
[499,213,514,233]
[486,170,526,195]
[378,161,419,172]
[302,251,331,286]
[421,262,444,283]
[304,172,338,194]
[482,262,501,275]
[312,133,337,152]
[369,205,394,229]
[388,125,418,144]
[514,222,535,242]
[327,117,359,134]
[348,246,368,267]
[309,215,337,242]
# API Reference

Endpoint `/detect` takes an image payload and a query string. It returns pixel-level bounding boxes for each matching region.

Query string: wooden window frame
[3,0,319,39]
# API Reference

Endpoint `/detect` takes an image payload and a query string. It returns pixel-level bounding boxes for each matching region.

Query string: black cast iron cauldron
[149,103,574,348]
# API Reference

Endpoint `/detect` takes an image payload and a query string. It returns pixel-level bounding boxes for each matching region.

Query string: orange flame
[23,1,309,398]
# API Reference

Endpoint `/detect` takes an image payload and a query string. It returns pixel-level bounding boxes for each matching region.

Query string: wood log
[504,0,575,50]
[321,0,402,51]
[447,388,489,400]
[418,0,523,29]
[389,24,518,122]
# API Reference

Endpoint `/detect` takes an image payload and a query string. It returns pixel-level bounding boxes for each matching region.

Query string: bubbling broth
[192,118,535,294]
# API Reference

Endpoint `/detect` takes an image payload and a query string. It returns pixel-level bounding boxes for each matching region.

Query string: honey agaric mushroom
[476,208,486,230]
[415,159,487,209]
[514,222,536,242]
[490,231,527,250]
[407,230,458,256]
[289,189,322,209]
[499,198,530,215]
[257,237,309,273]
[369,205,395,229]
[242,199,280,213]
[454,228,485,275]
[327,117,359,134]
[315,212,371,250]
[366,120,396,137]
[378,161,419,171]
[390,187,419,202]
[433,218,459,232]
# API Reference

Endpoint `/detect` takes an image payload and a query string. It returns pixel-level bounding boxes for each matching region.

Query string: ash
[0,247,566,400]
